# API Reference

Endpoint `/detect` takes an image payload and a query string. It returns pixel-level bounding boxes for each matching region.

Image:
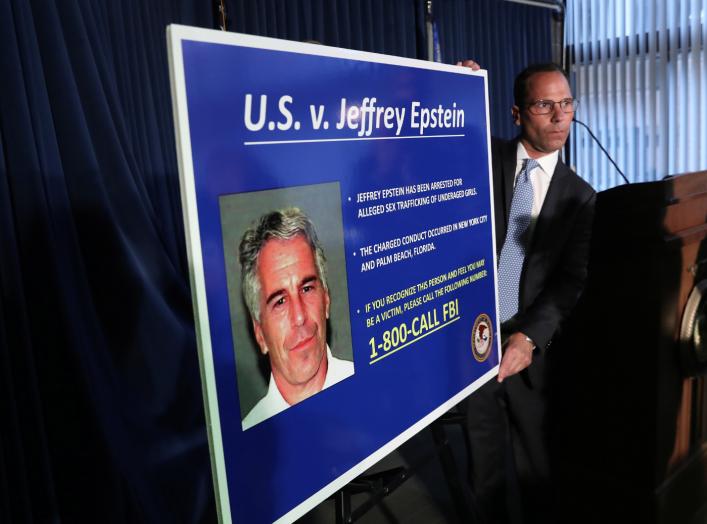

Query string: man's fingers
[497,345,532,382]
[498,359,518,382]
[497,358,517,383]
[498,363,508,383]
[457,59,481,71]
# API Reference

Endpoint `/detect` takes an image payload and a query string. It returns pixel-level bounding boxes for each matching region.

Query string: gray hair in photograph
[238,207,328,321]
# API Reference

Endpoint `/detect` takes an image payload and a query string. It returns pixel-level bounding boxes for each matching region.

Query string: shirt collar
[516,141,559,178]
[268,345,334,400]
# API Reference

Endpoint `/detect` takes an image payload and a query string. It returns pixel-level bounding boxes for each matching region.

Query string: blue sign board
[167,25,500,523]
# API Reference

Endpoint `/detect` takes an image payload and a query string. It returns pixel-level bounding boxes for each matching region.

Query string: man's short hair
[239,207,328,321]
[513,63,569,107]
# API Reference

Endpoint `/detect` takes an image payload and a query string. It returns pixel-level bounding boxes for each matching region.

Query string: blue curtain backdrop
[435,0,553,138]
[224,0,423,58]
[0,1,552,522]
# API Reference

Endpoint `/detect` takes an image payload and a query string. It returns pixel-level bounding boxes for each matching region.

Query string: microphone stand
[571,118,630,185]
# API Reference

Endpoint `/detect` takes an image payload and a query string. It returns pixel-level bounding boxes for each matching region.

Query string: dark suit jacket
[492,137,596,350]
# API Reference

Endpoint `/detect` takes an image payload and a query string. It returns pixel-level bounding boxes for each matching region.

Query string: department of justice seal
[471,313,493,362]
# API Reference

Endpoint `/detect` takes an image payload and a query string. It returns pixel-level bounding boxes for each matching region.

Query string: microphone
[571,118,630,185]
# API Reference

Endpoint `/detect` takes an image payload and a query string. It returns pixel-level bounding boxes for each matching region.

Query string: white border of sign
[166,24,500,523]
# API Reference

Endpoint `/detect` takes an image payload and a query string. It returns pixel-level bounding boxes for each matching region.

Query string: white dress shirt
[241,346,354,430]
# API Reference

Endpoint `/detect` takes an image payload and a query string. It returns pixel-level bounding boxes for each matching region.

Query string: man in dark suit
[458,62,596,523]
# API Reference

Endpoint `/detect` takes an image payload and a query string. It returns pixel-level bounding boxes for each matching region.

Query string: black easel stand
[331,410,483,524]
[431,410,483,523]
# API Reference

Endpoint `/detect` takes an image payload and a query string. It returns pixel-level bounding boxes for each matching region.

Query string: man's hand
[498,332,535,382]
[456,59,481,71]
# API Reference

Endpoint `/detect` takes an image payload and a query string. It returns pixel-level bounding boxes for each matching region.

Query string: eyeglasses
[526,98,579,115]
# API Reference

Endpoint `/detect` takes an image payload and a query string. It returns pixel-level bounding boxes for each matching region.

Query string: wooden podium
[552,170,707,523]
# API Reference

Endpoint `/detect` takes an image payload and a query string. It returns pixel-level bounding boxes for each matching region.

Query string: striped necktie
[498,158,539,323]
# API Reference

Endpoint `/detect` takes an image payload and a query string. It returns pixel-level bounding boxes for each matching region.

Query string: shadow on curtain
[225,0,424,58]
[0,1,215,522]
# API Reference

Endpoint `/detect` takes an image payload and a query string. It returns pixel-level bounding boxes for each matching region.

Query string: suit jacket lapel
[494,139,518,254]
[502,140,517,224]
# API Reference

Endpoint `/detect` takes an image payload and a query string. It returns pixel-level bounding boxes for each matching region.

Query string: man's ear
[324,289,331,320]
[511,105,521,126]
[252,318,268,355]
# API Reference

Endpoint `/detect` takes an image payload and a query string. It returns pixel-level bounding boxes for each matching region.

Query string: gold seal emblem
[471,313,493,362]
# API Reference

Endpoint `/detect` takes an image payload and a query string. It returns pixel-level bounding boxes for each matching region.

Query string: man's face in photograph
[252,234,330,389]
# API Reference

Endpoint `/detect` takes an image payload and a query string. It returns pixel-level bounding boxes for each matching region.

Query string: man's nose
[551,102,568,121]
[290,294,306,326]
